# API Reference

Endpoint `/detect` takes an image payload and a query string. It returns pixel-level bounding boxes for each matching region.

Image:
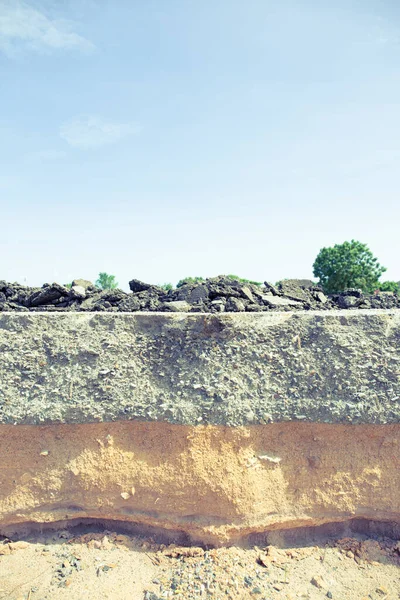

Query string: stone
[69,285,86,299]
[71,279,95,290]
[129,279,153,293]
[264,281,280,295]
[162,301,191,312]
[9,541,29,551]
[311,575,327,590]
[210,300,225,312]
[28,283,68,307]
[118,295,141,312]
[342,288,363,298]
[282,279,316,289]
[338,295,360,309]
[206,277,242,299]
[225,297,245,312]
[263,296,303,308]
[80,294,103,310]
[100,289,127,304]
[315,291,328,303]
[276,280,312,302]
[176,284,209,304]
[259,454,282,464]
[240,286,255,303]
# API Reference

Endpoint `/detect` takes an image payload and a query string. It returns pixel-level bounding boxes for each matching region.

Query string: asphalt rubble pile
[0,277,399,313]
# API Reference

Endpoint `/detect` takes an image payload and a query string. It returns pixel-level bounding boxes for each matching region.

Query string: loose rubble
[0,276,399,312]
[1,528,399,600]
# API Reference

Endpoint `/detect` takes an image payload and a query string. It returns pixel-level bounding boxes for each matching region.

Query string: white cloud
[59,115,141,149]
[0,1,94,56]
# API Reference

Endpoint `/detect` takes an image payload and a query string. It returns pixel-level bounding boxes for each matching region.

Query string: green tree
[176,276,205,288]
[377,281,399,293]
[313,240,387,294]
[160,283,173,291]
[95,272,118,290]
[226,274,262,286]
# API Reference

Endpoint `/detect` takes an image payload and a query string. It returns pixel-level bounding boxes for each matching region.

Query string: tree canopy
[312,240,387,294]
[95,272,118,290]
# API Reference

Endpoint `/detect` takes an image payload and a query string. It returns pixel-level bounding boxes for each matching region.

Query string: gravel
[0,277,399,313]
[1,310,400,425]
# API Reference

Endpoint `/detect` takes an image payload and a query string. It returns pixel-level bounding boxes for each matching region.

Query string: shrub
[313,240,386,294]
[225,274,262,286]
[160,283,173,291]
[377,281,399,293]
[95,272,118,290]
[176,277,205,288]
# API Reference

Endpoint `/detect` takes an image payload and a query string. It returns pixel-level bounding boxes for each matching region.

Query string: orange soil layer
[0,422,399,545]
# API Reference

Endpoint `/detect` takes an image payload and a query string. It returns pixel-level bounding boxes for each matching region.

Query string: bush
[313,240,387,294]
[176,277,205,288]
[160,283,173,291]
[377,281,399,293]
[95,272,118,290]
[225,274,262,286]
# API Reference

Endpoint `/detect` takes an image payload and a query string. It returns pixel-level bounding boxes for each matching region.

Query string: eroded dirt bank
[1,422,399,546]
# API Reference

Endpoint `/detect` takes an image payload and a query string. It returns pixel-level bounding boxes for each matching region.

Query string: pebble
[311,575,327,590]
[273,582,284,591]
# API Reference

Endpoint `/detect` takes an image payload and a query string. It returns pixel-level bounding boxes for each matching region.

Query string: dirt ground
[0,526,399,600]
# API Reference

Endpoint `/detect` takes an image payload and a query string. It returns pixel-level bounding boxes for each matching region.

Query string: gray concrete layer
[0,310,399,425]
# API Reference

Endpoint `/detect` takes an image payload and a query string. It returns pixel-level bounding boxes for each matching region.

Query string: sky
[1,0,400,291]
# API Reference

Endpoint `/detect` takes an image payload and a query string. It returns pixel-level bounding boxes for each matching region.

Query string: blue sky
[1,0,399,290]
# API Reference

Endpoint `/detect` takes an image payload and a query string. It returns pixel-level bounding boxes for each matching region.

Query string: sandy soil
[0,526,399,600]
[1,422,399,546]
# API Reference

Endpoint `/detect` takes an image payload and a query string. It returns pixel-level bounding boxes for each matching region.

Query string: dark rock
[175,284,209,304]
[264,281,280,295]
[27,283,68,307]
[79,293,103,310]
[276,279,316,303]
[99,289,127,304]
[245,304,263,312]
[341,288,363,298]
[338,295,361,309]
[225,297,246,312]
[129,279,153,293]
[138,292,162,311]
[210,299,225,313]
[206,276,243,299]
[1,277,400,313]
[118,295,141,312]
